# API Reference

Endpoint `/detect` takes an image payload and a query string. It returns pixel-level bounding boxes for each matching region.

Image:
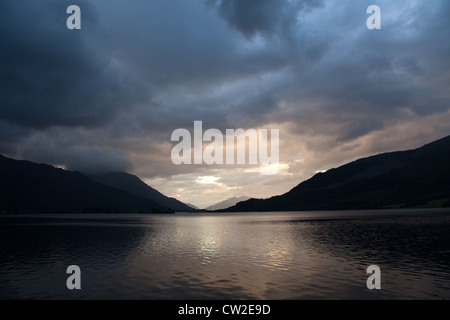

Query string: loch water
[1,209,449,299]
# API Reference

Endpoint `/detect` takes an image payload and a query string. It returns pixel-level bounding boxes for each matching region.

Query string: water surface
[1,209,449,299]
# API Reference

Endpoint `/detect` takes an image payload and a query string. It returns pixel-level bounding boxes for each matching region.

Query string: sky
[1,0,449,208]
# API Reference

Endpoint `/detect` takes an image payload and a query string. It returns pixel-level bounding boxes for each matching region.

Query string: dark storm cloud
[206,0,324,38]
[0,120,32,154]
[261,0,450,145]
[0,0,146,172]
[97,0,290,94]
[15,127,132,174]
[0,0,141,129]
[1,0,449,183]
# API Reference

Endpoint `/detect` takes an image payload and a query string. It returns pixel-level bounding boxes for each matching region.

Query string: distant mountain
[223,135,450,212]
[90,172,192,212]
[186,203,200,210]
[0,155,172,213]
[206,196,251,211]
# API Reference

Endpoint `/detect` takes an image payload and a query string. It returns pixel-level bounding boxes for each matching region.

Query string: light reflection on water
[0,209,449,299]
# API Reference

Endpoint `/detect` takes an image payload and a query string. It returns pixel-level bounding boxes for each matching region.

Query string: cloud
[0,0,141,129]
[0,0,449,203]
[206,0,324,39]
[13,127,132,174]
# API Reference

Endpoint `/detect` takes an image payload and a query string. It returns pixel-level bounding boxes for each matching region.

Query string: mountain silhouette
[186,203,200,210]
[0,155,175,213]
[206,196,251,211]
[90,172,192,212]
[223,135,450,212]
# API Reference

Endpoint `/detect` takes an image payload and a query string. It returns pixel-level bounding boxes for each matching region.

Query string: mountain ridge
[2,135,450,214]
[90,172,192,212]
[206,196,251,211]
[222,135,450,212]
[0,155,184,213]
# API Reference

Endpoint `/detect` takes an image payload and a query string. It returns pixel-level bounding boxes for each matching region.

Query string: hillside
[90,172,192,212]
[206,196,251,211]
[223,135,450,212]
[0,155,171,213]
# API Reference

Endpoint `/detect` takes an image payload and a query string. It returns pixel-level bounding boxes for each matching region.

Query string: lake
[1,209,449,300]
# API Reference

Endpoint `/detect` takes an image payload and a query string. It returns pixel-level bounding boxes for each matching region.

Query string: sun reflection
[200,233,219,255]
[264,246,292,271]
[196,217,224,264]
